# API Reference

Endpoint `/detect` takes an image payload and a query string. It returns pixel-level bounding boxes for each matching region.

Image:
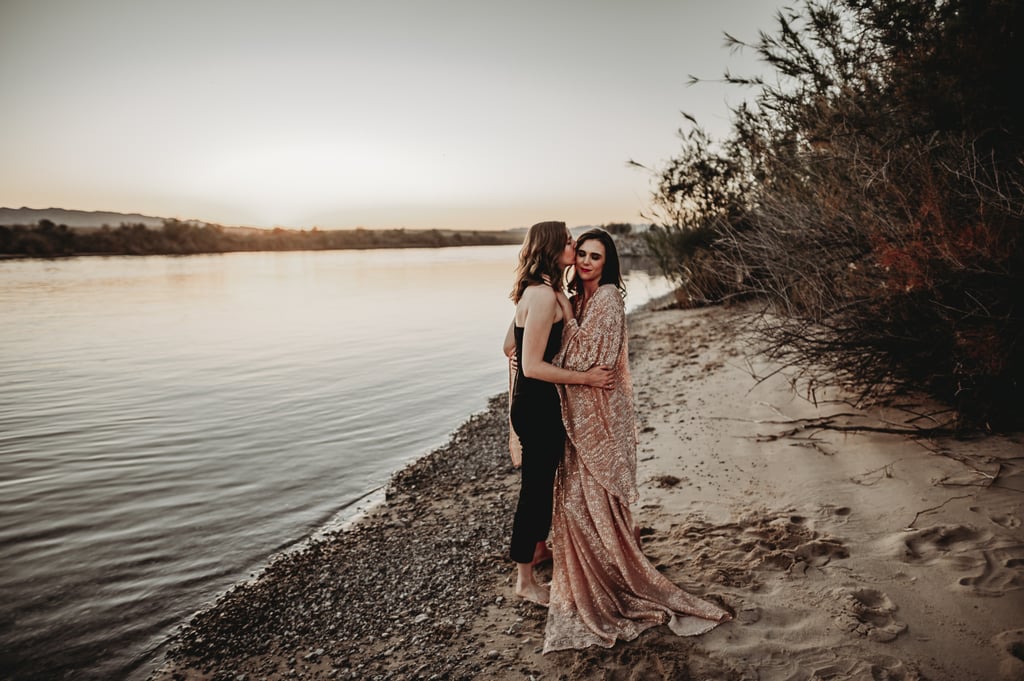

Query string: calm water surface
[0,246,671,680]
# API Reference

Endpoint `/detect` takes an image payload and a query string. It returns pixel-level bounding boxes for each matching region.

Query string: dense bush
[645,0,1024,429]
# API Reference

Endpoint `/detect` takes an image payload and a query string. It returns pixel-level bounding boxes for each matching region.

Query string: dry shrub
[646,0,1024,429]
[725,134,1023,428]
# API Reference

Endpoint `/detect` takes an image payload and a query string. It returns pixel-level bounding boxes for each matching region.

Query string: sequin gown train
[543,284,730,652]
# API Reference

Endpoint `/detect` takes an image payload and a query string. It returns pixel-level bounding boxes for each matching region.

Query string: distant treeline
[642,0,1023,430]
[0,220,523,257]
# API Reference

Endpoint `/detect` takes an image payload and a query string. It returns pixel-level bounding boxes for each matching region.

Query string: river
[0,245,671,680]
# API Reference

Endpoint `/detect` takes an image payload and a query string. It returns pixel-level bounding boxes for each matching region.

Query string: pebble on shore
[152,394,531,681]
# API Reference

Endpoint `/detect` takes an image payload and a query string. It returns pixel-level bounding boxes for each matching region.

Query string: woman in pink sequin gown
[544,229,732,652]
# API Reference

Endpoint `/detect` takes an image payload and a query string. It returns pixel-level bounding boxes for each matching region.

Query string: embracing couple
[503,220,732,653]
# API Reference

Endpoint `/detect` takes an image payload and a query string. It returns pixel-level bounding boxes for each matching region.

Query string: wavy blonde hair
[510,220,569,303]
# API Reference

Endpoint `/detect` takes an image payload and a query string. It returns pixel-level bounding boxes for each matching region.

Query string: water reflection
[0,246,670,681]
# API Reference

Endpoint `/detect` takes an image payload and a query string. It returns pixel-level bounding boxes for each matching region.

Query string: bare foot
[515,581,550,607]
[531,542,553,566]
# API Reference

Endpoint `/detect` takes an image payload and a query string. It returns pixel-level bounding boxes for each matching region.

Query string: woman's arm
[502,320,516,358]
[520,287,613,388]
[559,286,625,371]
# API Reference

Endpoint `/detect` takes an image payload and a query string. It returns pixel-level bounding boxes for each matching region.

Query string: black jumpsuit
[508,319,565,564]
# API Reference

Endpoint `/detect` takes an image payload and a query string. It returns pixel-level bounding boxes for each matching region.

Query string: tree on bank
[643,0,1023,429]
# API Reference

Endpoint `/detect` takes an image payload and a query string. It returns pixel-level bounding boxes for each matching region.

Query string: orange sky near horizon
[0,0,782,231]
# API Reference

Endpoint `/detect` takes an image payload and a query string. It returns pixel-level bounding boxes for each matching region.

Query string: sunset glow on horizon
[1,0,782,230]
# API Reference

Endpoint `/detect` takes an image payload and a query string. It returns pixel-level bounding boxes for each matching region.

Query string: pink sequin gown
[544,284,730,652]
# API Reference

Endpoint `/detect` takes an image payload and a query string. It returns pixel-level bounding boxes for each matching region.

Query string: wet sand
[151,302,1024,681]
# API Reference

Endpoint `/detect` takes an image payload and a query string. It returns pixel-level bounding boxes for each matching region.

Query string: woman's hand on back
[584,365,615,389]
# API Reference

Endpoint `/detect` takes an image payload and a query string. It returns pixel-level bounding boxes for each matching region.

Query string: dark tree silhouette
[643,0,1024,429]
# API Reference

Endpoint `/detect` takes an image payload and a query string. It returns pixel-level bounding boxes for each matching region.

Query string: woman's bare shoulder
[521,284,556,302]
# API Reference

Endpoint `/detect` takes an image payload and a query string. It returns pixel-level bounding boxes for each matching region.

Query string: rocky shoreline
[150,296,682,681]
[152,391,532,681]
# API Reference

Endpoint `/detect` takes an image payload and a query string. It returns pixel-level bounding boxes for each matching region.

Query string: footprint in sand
[820,504,853,525]
[791,538,850,567]
[970,505,1023,529]
[957,545,1024,595]
[838,588,908,643]
[898,523,1024,594]
[804,654,921,681]
[990,513,1022,529]
[900,524,991,563]
[656,512,850,587]
[746,517,850,570]
[993,629,1024,681]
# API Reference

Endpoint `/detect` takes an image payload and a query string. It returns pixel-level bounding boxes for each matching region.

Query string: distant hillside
[0,207,183,229]
[0,208,653,257]
[0,215,525,257]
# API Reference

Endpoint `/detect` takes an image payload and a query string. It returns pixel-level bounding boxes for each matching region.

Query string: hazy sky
[0,0,782,230]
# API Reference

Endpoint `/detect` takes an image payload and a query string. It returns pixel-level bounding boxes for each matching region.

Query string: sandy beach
[151,301,1024,681]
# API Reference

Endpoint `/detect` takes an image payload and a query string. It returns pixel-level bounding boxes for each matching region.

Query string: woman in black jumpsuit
[503,220,614,606]
[509,317,565,564]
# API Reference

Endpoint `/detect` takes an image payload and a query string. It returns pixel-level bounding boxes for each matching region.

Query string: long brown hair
[510,220,569,303]
[568,228,626,298]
